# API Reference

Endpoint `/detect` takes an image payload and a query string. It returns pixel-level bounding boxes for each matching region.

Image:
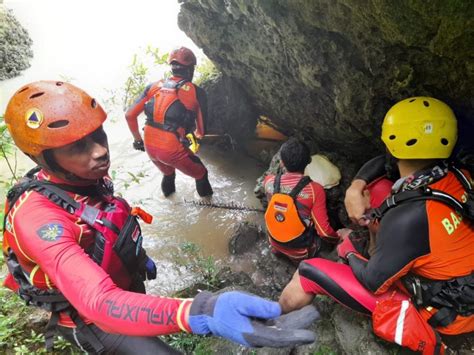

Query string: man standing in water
[2,81,318,353]
[125,46,213,198]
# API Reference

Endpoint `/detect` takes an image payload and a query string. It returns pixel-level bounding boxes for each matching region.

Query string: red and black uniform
[125,76,208,179]
[298,165,474,335]
[3,170,192,352]
[263,172,338,261]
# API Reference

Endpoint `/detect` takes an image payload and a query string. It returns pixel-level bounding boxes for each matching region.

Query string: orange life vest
[145,78,195,133]
[265,174,313,244]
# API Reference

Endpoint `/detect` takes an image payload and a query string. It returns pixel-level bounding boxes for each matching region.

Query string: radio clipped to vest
[265,174,315,248]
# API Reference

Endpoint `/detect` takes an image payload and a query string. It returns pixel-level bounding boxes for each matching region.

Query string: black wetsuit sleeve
[347,200,431,293]
[195,86,208,132]
[354,155,387,182]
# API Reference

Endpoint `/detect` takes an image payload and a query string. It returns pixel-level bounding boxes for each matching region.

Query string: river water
[0,0,272,294]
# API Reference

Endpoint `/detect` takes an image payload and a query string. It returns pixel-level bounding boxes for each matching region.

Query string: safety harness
[3,169,152,352]
[265,174,317,248]
[145,78,196,134]
[370,164,474,328]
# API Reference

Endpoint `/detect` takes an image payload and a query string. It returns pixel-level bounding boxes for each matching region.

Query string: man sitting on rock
[278,97,474,354]
[263,138,339,264]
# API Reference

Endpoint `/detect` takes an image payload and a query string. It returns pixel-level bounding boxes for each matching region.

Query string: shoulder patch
[181,84,191,91]
[36,223,64,242]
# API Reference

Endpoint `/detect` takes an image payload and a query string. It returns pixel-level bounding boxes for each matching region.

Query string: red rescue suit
[2,170,192,335]
[298,169,474,336]
[125,76,208,179]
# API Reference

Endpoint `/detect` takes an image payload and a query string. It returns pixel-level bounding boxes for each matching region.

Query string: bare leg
[279,270,315,314]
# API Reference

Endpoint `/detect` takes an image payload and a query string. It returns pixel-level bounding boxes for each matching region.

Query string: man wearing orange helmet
[278,97,474,354]
[125,46,213,198]
[2,81,319,353]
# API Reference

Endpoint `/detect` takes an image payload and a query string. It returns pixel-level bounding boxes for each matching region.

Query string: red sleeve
[309,182,339,242]
[13,197,192,336]
[125,83,157,138]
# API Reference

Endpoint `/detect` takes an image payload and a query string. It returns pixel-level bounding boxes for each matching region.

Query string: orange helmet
[4,81,106,156]
[168,46,197,66]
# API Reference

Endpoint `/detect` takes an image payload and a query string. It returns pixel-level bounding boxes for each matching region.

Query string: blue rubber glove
[145,256,157,280]
[189,291,318,348]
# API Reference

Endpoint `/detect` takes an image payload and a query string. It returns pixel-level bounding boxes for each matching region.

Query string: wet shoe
[161,173,176,197]
[195,173,213,197]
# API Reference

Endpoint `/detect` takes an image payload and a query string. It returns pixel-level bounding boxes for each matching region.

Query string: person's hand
[336,228,353,241]
[344,179,371,226]
[188,291,319,348]
[336,235,357,260]
[133,140,145,152]
[144,256,157,280]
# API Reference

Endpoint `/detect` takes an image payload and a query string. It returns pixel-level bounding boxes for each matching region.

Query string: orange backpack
[265,174,313,245]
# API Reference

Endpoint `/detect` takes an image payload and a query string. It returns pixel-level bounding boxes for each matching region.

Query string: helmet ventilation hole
[48,120,70,128]
[56,82,64,86]
[30,92,44,99]
[389,135,396,140]
[91,98,97,108]
[18,87,29,93]
[423,100,430,107]
[409,99,416,103]
[406,139,417,146]
[441,138,449,146]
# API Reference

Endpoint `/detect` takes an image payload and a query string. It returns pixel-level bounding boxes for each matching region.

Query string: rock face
[178,0,473,172]
[0,5,33,80]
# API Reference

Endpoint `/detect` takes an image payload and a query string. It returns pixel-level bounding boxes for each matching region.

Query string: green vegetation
[163,332,213,355]
[194,58,220,85]
[177,241,221,291]
[0,285,78,354]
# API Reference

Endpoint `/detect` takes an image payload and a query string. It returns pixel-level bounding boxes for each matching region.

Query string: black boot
[195,172,213,197]
[161,173,176,197]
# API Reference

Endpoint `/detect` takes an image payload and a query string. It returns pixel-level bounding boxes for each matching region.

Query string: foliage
[177,242,220,290]
[0,115,19,186]
[0,289,77,354]
[121,46,169,110]
[163,332,212,355]
[194,58,220,86]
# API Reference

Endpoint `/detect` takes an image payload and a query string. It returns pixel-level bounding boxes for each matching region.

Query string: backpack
[145,78,196,133]
[265,174,315,248]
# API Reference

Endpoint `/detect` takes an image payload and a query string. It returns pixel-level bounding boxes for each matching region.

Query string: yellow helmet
[381,97,457,159]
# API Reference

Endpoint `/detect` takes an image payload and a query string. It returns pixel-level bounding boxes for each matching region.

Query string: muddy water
[107,120,268,293]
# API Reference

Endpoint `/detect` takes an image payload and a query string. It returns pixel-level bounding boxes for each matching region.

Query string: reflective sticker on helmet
[423,122,433,134]
[25,108,44,129]
[36,223,64,242]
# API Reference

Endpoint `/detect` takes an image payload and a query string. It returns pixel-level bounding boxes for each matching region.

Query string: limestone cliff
[0,4,33,80]
[178,0,473,172]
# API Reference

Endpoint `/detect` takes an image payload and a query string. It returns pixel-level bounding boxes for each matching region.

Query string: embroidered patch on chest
[37,223,64,242]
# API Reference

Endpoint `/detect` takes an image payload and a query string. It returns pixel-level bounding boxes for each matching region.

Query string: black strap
[289,176,312,199]
[45,311,60,351]
[373,165,473,221]
[428,307,458,328]
[273,173,282,194]
[373,187,467,220]
[67,309,105,353]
